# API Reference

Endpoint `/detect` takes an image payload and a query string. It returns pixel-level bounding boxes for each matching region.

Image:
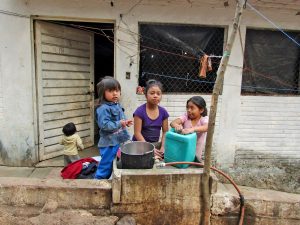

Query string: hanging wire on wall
[47,20,300,95]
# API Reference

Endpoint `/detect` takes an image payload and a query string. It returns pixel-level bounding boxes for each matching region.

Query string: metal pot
[120,141,155,169]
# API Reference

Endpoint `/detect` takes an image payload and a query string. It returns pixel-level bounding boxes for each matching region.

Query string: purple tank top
[133,104,169,142]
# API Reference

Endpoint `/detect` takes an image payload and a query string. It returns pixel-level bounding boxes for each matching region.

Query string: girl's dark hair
[186,96,207,117]
[144,79,163,95]
[62,122,77,136]
[96,76,121,106]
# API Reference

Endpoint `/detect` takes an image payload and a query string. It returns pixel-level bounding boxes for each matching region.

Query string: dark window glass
[139,23,224,93]
[242,29,300,95]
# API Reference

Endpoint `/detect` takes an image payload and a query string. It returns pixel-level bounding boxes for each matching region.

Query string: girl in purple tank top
[133,80,169,160]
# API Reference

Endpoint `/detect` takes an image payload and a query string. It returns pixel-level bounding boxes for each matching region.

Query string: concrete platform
[0,174,299,225]
[0,146,299,224]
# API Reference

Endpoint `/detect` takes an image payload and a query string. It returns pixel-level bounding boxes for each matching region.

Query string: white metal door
[35,21,94,160]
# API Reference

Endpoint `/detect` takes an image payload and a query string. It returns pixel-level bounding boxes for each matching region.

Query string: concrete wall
[0,177,112,212]
[111,166,218,225]
[0,0,299,192]
[0,173,299,225]
[0,1,37,166]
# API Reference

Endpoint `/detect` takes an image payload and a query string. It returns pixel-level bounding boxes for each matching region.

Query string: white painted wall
[0,6,36,165]
[0,0,299,167]
[237,96,300,156]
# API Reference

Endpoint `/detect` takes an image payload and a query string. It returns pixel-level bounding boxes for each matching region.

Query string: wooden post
[201,1,245,224]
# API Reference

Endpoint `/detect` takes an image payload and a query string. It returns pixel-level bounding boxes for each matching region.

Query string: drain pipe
[157,162,245,225]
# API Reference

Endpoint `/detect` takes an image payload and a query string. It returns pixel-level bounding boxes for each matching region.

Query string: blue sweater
[96,101,130,147]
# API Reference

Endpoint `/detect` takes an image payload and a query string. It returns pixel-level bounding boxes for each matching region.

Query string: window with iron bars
[138,23,225,93]
[242,29,300,95]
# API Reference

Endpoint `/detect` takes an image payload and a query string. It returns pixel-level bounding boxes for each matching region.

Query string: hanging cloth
[199,54,212,78]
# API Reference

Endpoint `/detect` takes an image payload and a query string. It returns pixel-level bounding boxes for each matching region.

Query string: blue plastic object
[164,128,197,168]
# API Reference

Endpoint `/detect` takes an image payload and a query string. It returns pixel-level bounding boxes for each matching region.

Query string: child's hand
[154,148,164,160]
[120,120,127,128]
[181,128,195,134]
[125,119,133,127]
[174,124,183,132]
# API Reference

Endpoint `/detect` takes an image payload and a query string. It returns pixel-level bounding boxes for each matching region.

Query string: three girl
[170,96,208,162]
[95,76,208,179]
[94,77,133,179]
[132,80,169,160]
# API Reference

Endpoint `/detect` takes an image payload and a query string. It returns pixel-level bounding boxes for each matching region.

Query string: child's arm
[159,118,169,152]
[170,118,183,132]
[120,107,133,127]
[133,116,146,141]
[76,136,84,150]
[97,107,122,132]
[125,119,133,127]
[181,124,208,134]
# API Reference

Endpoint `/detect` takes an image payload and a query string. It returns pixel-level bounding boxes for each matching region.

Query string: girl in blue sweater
[94,77,133,179]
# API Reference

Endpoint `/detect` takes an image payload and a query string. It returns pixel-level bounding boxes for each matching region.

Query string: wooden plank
[43,71,90,80]
[43,95,91,105]
[40,21,91,42]
[42,44,90,57]
[36,20,94,160]
[44,108,91,122]
[42,34,89,50]
[44,129,91,146]
[43,101,90,113]
[35,21,48,160]
[44,135,93,155]
[44,144,63,154]
[44,122,91,138]
[42,53,90,64]
[43,87,90,96]
[81,136,93,147]
[44,116,91,130]
[81,136,94,143]
[43,79,90,88]
[42,62,90,72]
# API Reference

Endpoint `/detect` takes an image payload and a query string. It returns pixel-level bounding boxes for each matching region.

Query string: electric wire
[46,21,300,93]
[246,2,300,48]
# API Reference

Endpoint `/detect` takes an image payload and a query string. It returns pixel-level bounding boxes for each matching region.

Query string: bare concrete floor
[0,146,99,179]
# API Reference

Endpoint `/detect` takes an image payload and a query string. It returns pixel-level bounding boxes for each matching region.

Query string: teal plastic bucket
[164,128,197,168]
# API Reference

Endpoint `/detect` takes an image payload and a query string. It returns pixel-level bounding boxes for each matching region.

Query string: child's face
[146,85,162,105]
[104,89,121,103]
[186,101,204,120]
